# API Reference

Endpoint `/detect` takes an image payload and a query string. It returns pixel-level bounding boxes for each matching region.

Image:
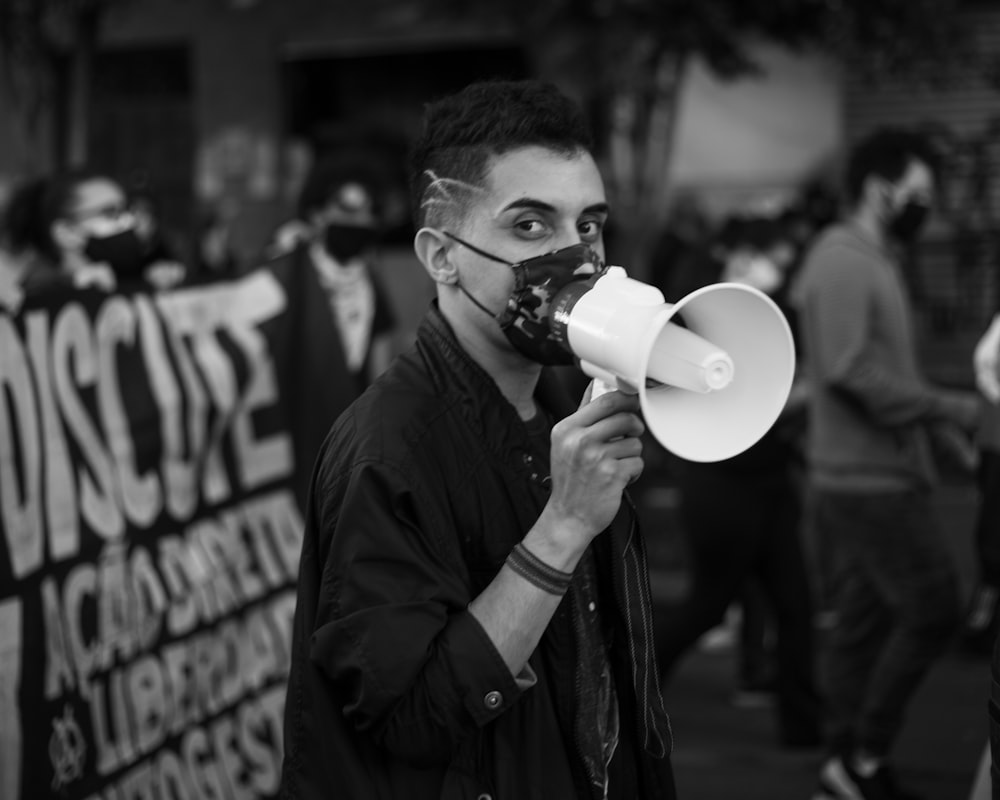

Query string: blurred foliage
[0,0,992,259]
[408,0,977,84]
[395,0,983,274]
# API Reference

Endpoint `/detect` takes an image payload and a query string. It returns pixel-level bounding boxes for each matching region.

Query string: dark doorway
[282,44,528,242]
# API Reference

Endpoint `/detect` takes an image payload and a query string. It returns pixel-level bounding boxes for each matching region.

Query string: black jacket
[280,303,675,799]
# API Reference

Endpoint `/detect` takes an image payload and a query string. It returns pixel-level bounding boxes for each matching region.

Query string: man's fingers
[620,455,645,485]
[571,387,641,425]
[581,411,645,444]
[602,436,644,461]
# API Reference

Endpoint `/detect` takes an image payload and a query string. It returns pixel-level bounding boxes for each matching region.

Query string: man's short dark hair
[844,127,940,206]
[408,80,594,229]
[4,168,107,262]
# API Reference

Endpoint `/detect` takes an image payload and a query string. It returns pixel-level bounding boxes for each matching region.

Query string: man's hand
[527,386,644,568]
[974,314,1000,404]
[470,384,644,673]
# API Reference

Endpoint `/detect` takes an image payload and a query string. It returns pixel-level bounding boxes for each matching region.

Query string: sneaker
[815,755,922,800]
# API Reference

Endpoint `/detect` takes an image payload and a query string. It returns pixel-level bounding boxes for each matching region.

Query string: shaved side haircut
[408,80,594,230]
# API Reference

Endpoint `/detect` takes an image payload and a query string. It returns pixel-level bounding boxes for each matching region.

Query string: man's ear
[414,227,459,286]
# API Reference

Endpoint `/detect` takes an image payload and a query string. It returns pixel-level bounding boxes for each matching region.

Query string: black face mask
[84,228,148,278]
[887,200,930,242]
[444,232,606,365]
[322,223,379,262]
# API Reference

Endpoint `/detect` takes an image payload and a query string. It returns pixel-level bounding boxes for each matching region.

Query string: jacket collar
[416,302,576,454]
[417,302,674,759]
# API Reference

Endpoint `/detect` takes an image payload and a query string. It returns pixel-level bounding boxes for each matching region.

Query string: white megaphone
[550,267,795,463]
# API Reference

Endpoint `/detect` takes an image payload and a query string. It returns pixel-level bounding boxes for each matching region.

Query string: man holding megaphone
[280,79,680,800]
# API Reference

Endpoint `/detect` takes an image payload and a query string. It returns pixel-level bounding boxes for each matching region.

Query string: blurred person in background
[653,213,823,750]
[189,200,242,283]
[794,127,981,800]
[968,308,1000,800]
[649,191,711,302]
[130,189,187,285]
[2,168,186,294]
[960,311,1000,655]
[0,178,36,311]
[268,156,397,396]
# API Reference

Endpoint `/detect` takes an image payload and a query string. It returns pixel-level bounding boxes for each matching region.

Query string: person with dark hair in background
[0,177,43,309]
[267,156,397,396]
[967,310,1000,800]
[794,127,981,800]
[279,79,676,800]
[2,168,185,293]
[654,214,823,750]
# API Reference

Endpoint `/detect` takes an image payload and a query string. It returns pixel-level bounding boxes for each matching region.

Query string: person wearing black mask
[271,157,397,396]
[11,169,185,293]
[793,127,981,799]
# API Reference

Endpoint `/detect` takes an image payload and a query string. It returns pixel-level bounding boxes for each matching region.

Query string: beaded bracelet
[505,542,574,596]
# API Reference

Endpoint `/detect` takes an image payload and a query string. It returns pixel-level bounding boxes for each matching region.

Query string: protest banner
[0,258,355,800]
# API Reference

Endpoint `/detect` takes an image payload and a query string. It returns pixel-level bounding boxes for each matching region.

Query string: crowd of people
[0,153,398,406]
[1,77,999,800]
[648,128,998,800]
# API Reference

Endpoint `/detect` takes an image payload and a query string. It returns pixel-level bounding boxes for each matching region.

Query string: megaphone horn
[551,267,795,463]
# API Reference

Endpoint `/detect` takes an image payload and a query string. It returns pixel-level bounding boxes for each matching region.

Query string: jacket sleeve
[306,459,529,766]
[806,243,973,429]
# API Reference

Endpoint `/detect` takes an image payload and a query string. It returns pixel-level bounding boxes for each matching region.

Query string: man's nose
[555,226,601,259]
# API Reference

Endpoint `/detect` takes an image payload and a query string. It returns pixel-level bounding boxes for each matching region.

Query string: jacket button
[483,690,503,710]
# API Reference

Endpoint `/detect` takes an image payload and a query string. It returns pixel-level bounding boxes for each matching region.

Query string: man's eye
[579,220,603,240]
[515,219,546,235]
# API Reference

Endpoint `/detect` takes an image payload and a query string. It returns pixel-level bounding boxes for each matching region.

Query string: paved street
[635,464,990,800]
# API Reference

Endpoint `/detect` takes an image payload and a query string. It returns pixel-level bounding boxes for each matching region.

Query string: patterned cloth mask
[445,232,606,365]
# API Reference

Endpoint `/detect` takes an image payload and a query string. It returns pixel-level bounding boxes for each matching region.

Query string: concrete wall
[670,40,844,219]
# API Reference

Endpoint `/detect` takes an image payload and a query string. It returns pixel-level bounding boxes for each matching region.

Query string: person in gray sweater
[794,127,980,800]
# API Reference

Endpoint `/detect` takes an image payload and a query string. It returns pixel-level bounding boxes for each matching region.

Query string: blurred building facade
[0,0,997,377]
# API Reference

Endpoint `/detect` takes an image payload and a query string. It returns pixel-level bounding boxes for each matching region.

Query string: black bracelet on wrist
[505,542,574,596]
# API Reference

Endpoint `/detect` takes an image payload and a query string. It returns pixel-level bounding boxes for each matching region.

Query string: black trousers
[654,463,822,745]
[813,489,958,757]
[976,449,1000,585]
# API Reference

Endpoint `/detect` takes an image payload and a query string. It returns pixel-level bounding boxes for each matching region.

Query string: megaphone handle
[589,376,639,401]
[580,360,639,397]
[589,377,615,401]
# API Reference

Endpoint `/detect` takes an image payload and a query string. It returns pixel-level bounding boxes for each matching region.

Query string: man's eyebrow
[500,198,610,215]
